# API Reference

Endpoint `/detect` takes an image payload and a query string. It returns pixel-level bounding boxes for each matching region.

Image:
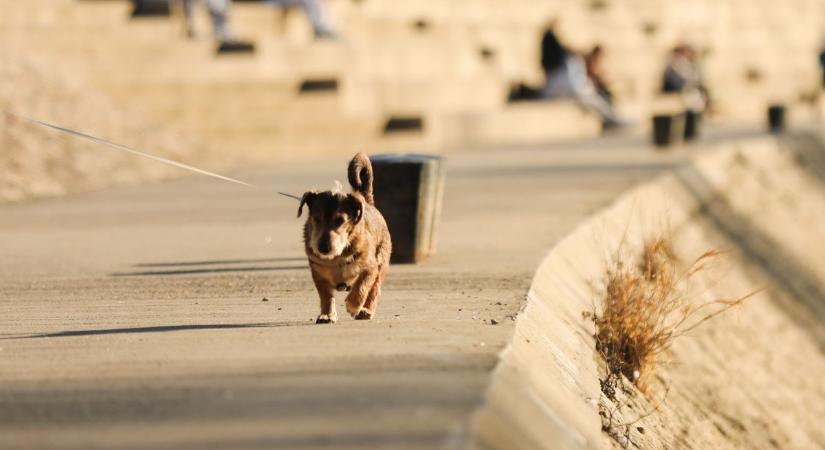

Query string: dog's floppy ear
[345,194,364,224]
[298,191,316,218]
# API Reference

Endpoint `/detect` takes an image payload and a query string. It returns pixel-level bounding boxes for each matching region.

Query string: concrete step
[340,76,508,116]
[442,100,602,147]
[102,82,342,126]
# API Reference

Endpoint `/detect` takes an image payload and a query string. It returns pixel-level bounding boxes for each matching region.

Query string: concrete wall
[467,133,825,449]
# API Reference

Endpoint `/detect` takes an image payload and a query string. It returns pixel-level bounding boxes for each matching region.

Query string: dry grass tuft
[595,238,754,393]
[639,237,678,283]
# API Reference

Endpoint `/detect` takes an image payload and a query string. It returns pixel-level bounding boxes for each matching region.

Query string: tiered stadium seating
[3,0,823,159]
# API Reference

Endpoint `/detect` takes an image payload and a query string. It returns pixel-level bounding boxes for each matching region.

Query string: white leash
[13,114,300,200]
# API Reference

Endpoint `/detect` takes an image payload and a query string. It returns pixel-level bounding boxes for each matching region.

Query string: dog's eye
[334,217,345,227]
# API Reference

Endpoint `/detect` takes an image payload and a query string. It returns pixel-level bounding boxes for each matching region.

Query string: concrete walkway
[0,135,690,449]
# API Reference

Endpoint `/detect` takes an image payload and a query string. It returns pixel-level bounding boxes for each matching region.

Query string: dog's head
[298,190,364,259]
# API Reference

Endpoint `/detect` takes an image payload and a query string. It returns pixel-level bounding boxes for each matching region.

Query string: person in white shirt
[539,24,630,129]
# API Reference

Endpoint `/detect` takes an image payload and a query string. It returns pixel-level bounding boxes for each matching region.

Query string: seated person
[540,24,630,129]
[662,44,710,113]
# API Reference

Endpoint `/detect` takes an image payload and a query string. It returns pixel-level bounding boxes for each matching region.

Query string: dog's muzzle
[336,283,351,292]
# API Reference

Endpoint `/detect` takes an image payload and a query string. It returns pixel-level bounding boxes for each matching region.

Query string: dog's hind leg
[312,271,337,324]
[360,264,388,319]
[345,270,378,319]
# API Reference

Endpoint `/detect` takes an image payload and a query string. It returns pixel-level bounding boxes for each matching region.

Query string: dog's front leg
[362,263,388,317]
[345,270,378,319]
[311,270,337,324]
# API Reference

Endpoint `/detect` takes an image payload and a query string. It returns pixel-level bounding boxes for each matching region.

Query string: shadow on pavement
[2,321,309,340]
[111,265,308,277]
[135,257,306,268]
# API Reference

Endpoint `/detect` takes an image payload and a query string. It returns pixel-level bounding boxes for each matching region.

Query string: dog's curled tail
[348,152,374,205]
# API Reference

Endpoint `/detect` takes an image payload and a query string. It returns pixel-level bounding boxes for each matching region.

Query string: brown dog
[298,153,392,323]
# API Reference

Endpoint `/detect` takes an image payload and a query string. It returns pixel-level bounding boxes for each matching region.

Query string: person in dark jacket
[662,44,709,113]
[541,27,568,74]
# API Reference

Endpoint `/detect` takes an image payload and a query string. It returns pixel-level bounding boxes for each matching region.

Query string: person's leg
[297,0,335,37]
[301,0,333,35]
[576,90,627,127]
[541,67,574,99]
[595,81,613,105]
[181,0,195,21]
[266,0,335,37]
[205,0,232,41]
[565,56,629,127]
[181,0,197,37]
[206,0,255,53]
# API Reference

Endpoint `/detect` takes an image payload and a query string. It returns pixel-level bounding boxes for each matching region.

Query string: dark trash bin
[651,113,685,148]
[370,154,446,264]
[768,105,786,134]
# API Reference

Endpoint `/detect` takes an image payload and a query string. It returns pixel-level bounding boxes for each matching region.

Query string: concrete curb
[466,133,825,449]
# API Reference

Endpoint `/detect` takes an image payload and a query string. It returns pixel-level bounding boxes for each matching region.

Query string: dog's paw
[315,313,338,324]
[354,309,373,320]
[345,302,362,317]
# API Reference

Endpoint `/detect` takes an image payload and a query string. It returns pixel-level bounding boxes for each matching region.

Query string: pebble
[490,319,500,325]
[261,298,269,302]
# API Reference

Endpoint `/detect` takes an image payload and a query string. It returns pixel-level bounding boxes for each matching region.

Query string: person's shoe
[313,29,339,40]
[216,39,256,54]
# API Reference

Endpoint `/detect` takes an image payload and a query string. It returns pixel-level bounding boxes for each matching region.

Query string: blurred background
[2,0,825,201]
[5,3,825,449]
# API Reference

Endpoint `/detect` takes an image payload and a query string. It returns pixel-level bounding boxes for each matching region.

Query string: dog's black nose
[318,240,331,254]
